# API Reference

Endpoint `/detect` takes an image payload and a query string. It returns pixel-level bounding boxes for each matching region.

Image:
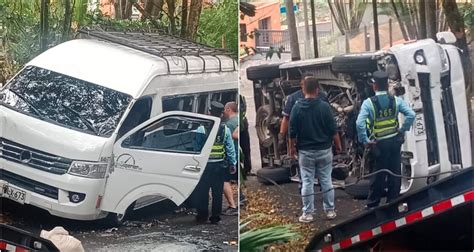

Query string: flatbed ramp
[306,167,474,251]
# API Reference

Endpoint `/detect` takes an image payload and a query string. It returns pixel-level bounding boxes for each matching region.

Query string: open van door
[101,111,220,215]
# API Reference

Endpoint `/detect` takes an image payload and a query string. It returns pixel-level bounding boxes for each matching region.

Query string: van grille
[1,169,59,199]
[0,138,72,175]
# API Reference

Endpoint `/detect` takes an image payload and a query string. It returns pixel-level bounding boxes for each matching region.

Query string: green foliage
[459,3,473,30]
[240,215,300,251]
[198,0,238,57]
[0,0,236,79]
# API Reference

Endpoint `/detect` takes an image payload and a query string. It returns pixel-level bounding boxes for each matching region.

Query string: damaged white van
[0,31,237,224]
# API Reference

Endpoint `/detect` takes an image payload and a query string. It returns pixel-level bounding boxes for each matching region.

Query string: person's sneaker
[222,207,238,216]
[326,210,337,220]
[298,213,314,223]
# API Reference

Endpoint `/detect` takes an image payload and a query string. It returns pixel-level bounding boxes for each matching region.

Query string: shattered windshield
[0,66,132,137]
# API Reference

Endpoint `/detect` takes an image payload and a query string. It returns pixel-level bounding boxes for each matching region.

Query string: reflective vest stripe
[367,96,399,140]
[209,125,226,161]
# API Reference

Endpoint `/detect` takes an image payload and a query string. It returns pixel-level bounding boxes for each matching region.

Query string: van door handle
[183,165,201,172]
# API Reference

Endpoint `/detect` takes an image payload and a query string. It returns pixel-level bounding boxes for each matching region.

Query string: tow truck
[306,166,473,251]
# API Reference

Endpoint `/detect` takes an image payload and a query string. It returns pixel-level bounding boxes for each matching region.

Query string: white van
[0,31,238,223]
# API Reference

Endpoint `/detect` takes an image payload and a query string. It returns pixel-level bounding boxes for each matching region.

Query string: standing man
[279,74,328,146]
[289,78,341,223]
[195,101,237,224]
[221,101,239,216]
[356,71,415,209]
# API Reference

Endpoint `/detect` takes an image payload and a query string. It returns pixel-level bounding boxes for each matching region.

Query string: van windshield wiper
[6,88,45,119]
[60,104,99,136]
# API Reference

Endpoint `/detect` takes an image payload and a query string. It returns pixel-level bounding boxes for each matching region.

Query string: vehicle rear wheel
[257,167,291,185]
[344,176,370,199]
[331,53,378,74]
[246,63,281,81]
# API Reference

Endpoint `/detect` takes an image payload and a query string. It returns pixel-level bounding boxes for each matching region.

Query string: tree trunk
[186,0,202,40]
[62,0,73,41]
[418,0,427,39]
[442,0,470,90]
[114,0,133,19]
[40,0,49,52]
[166,0,176,34]
[181,0,188,37]
[425,0,437,39]
[286,0,300,61]
[372,0,380,50]
[132,2,161,28]
[391,0,409,40]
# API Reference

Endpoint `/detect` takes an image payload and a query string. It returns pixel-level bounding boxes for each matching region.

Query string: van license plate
[414,113,425,136]
[2,184,26,204]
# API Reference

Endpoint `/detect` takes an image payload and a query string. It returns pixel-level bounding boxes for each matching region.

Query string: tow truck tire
[344,176,370,199]
[331,53,378,74]
[257,167,291,185]
[246,63,281,81]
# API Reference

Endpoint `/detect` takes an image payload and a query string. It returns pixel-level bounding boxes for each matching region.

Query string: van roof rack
[77,29,235,73]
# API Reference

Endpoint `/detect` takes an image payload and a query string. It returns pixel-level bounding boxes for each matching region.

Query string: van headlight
[69,161,108,178]
[414,49,426,65]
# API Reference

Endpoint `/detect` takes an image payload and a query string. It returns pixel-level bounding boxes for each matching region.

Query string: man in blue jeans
[289,77,341,223]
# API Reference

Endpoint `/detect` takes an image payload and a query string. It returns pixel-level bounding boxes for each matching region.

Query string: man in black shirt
[289,77,341,223]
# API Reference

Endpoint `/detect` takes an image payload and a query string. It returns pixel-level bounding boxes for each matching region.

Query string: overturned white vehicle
[247,32,472,197]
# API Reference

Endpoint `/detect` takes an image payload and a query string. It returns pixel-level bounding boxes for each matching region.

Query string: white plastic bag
[40,226,85,252]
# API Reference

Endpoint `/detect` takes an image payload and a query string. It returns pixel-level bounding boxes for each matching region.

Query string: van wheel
[104,202,135,227]
[247,63,281,81]
[257,167,291,185]
[344,176,370,199]
[331,53,378,74]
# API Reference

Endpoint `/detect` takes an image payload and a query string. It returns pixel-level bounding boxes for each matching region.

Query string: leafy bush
[240,215,300,251]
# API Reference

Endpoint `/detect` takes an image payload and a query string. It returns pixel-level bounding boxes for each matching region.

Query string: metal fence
[254,29,335,58]
[254,29,291,52]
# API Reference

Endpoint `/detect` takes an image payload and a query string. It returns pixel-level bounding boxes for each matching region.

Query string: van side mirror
[436,32,457,44]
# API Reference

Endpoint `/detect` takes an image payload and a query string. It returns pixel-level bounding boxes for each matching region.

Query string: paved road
[1,194,238,250]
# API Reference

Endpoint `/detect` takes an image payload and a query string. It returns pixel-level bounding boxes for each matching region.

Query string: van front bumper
[1,159,107,221]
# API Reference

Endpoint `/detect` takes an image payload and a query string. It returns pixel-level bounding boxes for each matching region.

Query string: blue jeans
[298,148,335,214]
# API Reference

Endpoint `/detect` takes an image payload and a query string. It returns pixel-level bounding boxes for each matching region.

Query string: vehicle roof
[279,56,333,69]
[27,39,235,98]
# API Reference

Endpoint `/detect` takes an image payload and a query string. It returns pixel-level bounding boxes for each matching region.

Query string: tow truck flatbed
[306,167,474,251]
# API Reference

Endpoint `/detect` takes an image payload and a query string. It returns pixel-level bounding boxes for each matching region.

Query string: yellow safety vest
[366,95,399,140]
[209,124,226,161]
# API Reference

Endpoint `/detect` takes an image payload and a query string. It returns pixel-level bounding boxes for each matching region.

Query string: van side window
[117,96,152,139]
[162,95,194,112]
[122,116,214,154]
[197,94,208,114]
[211,91,237,106]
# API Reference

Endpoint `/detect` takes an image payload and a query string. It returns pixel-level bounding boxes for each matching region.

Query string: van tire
[103,202,135,227]
[331,53,378,74]
[257,167,291,185]
[247,64,281,81]
[344,176,370,199]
